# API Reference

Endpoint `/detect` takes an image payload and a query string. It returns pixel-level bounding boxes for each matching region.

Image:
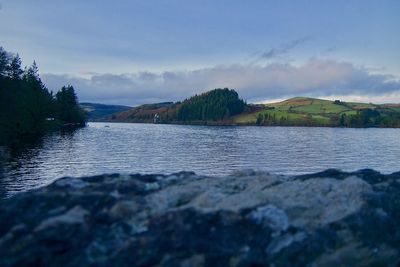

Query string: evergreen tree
[55,85,86,125]
[8,53,23,80]
[0,47,87,144]
[0,47,10,76]
[17,61,52,133]
[23,61,41,84]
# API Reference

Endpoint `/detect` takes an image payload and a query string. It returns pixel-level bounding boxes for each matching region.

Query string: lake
[1,122,400,198]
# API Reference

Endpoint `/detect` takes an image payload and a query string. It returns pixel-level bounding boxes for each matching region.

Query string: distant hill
[105,91,400,128]
[234,97,400,127]
[105,102,174,123]
[80,103,132,121]
[105,89,247,124]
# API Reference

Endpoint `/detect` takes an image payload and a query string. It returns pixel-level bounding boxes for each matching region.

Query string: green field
[233,97,398,127]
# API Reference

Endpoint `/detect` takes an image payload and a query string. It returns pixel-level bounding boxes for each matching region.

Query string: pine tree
[0,47,10,76]
[8,53,23,80]
[0,47,87,144]
[20,61,54,131]
[55,85,86,124]
[23,61,42,85]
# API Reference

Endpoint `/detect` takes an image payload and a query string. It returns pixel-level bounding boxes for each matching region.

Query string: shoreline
[0,123,86,147]
[95,119,400,129]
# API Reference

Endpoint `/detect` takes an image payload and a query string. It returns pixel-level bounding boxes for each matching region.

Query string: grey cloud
[260,36,312,60]
[42,59,400,106]
[138,71,159,82]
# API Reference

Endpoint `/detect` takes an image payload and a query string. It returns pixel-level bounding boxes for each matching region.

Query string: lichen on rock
[0,169,399,266]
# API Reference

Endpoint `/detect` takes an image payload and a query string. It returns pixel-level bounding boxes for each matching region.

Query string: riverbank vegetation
[106,90,400,128]
[0,47,86,145]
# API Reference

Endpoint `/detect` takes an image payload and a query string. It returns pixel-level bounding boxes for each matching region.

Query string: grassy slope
[233,97,382,126]
[106,96,399,127]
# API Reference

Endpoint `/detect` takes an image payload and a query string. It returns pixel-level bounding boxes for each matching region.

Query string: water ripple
[1,122,400,197]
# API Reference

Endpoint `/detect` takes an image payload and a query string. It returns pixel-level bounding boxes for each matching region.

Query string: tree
[0,47,87,144]
[55,85,86,125]
[0,47,10,76]
[8,54,23,80]
[21,61,54,125]
[256,113,263,125]
[23,61,41,85]
[339,113,347,126]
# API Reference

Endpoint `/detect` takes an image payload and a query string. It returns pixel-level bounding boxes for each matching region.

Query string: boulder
[0,169,399,266]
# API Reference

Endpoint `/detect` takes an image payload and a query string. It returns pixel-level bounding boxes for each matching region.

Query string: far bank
[94,89,400,128]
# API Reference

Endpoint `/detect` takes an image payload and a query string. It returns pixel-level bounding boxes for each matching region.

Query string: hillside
[105,88,248,124]
[80,103,132,121]
[234,97,400,127]
[105,102,175,123]
[105,90,400,128]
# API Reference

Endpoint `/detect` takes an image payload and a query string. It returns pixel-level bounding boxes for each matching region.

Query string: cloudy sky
[1,0,400,106]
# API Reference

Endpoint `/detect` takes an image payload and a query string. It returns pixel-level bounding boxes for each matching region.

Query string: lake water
[1,122,400,198]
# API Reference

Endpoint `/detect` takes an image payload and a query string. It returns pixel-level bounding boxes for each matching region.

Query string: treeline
[0,47,86,144]
[255,109,400,128]
[256,112,327,127]
[337,109,400,128]
[256,112,293,126]
[177,88,246,121]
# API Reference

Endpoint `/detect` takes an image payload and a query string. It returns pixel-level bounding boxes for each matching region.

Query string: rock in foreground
[1,169,400,266]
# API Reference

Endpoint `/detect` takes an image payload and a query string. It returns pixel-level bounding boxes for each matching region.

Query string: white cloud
[42,59,400,106]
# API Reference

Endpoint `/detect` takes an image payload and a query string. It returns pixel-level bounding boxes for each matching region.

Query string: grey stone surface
[0,169,399,266]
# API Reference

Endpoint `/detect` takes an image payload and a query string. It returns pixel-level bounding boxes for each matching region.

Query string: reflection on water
[1,122,400,198]
[0,130,78,198]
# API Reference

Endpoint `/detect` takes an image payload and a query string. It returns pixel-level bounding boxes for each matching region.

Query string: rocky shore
[1,169,400,266]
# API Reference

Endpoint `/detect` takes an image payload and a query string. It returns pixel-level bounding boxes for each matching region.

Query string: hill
[80,103,132,121]
[104,102,175,123]
[105,88,247,125]
[234,97,400,127]
[104,90,400,128]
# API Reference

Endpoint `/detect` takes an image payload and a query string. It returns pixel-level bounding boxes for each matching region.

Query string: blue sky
[1,0,400,105]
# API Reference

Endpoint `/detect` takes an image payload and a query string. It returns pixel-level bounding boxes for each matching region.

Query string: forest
[107,88,248,124]
[0,47,86,145]
[176,88,247,121]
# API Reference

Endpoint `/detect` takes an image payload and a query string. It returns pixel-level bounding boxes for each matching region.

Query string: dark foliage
[0,47,86,144]
[254,107,400,128]
[338,109,400,128]
[55,85,86,124]
[177,88,246,121]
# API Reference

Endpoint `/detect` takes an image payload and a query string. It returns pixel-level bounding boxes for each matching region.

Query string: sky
[1,0,400,106]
